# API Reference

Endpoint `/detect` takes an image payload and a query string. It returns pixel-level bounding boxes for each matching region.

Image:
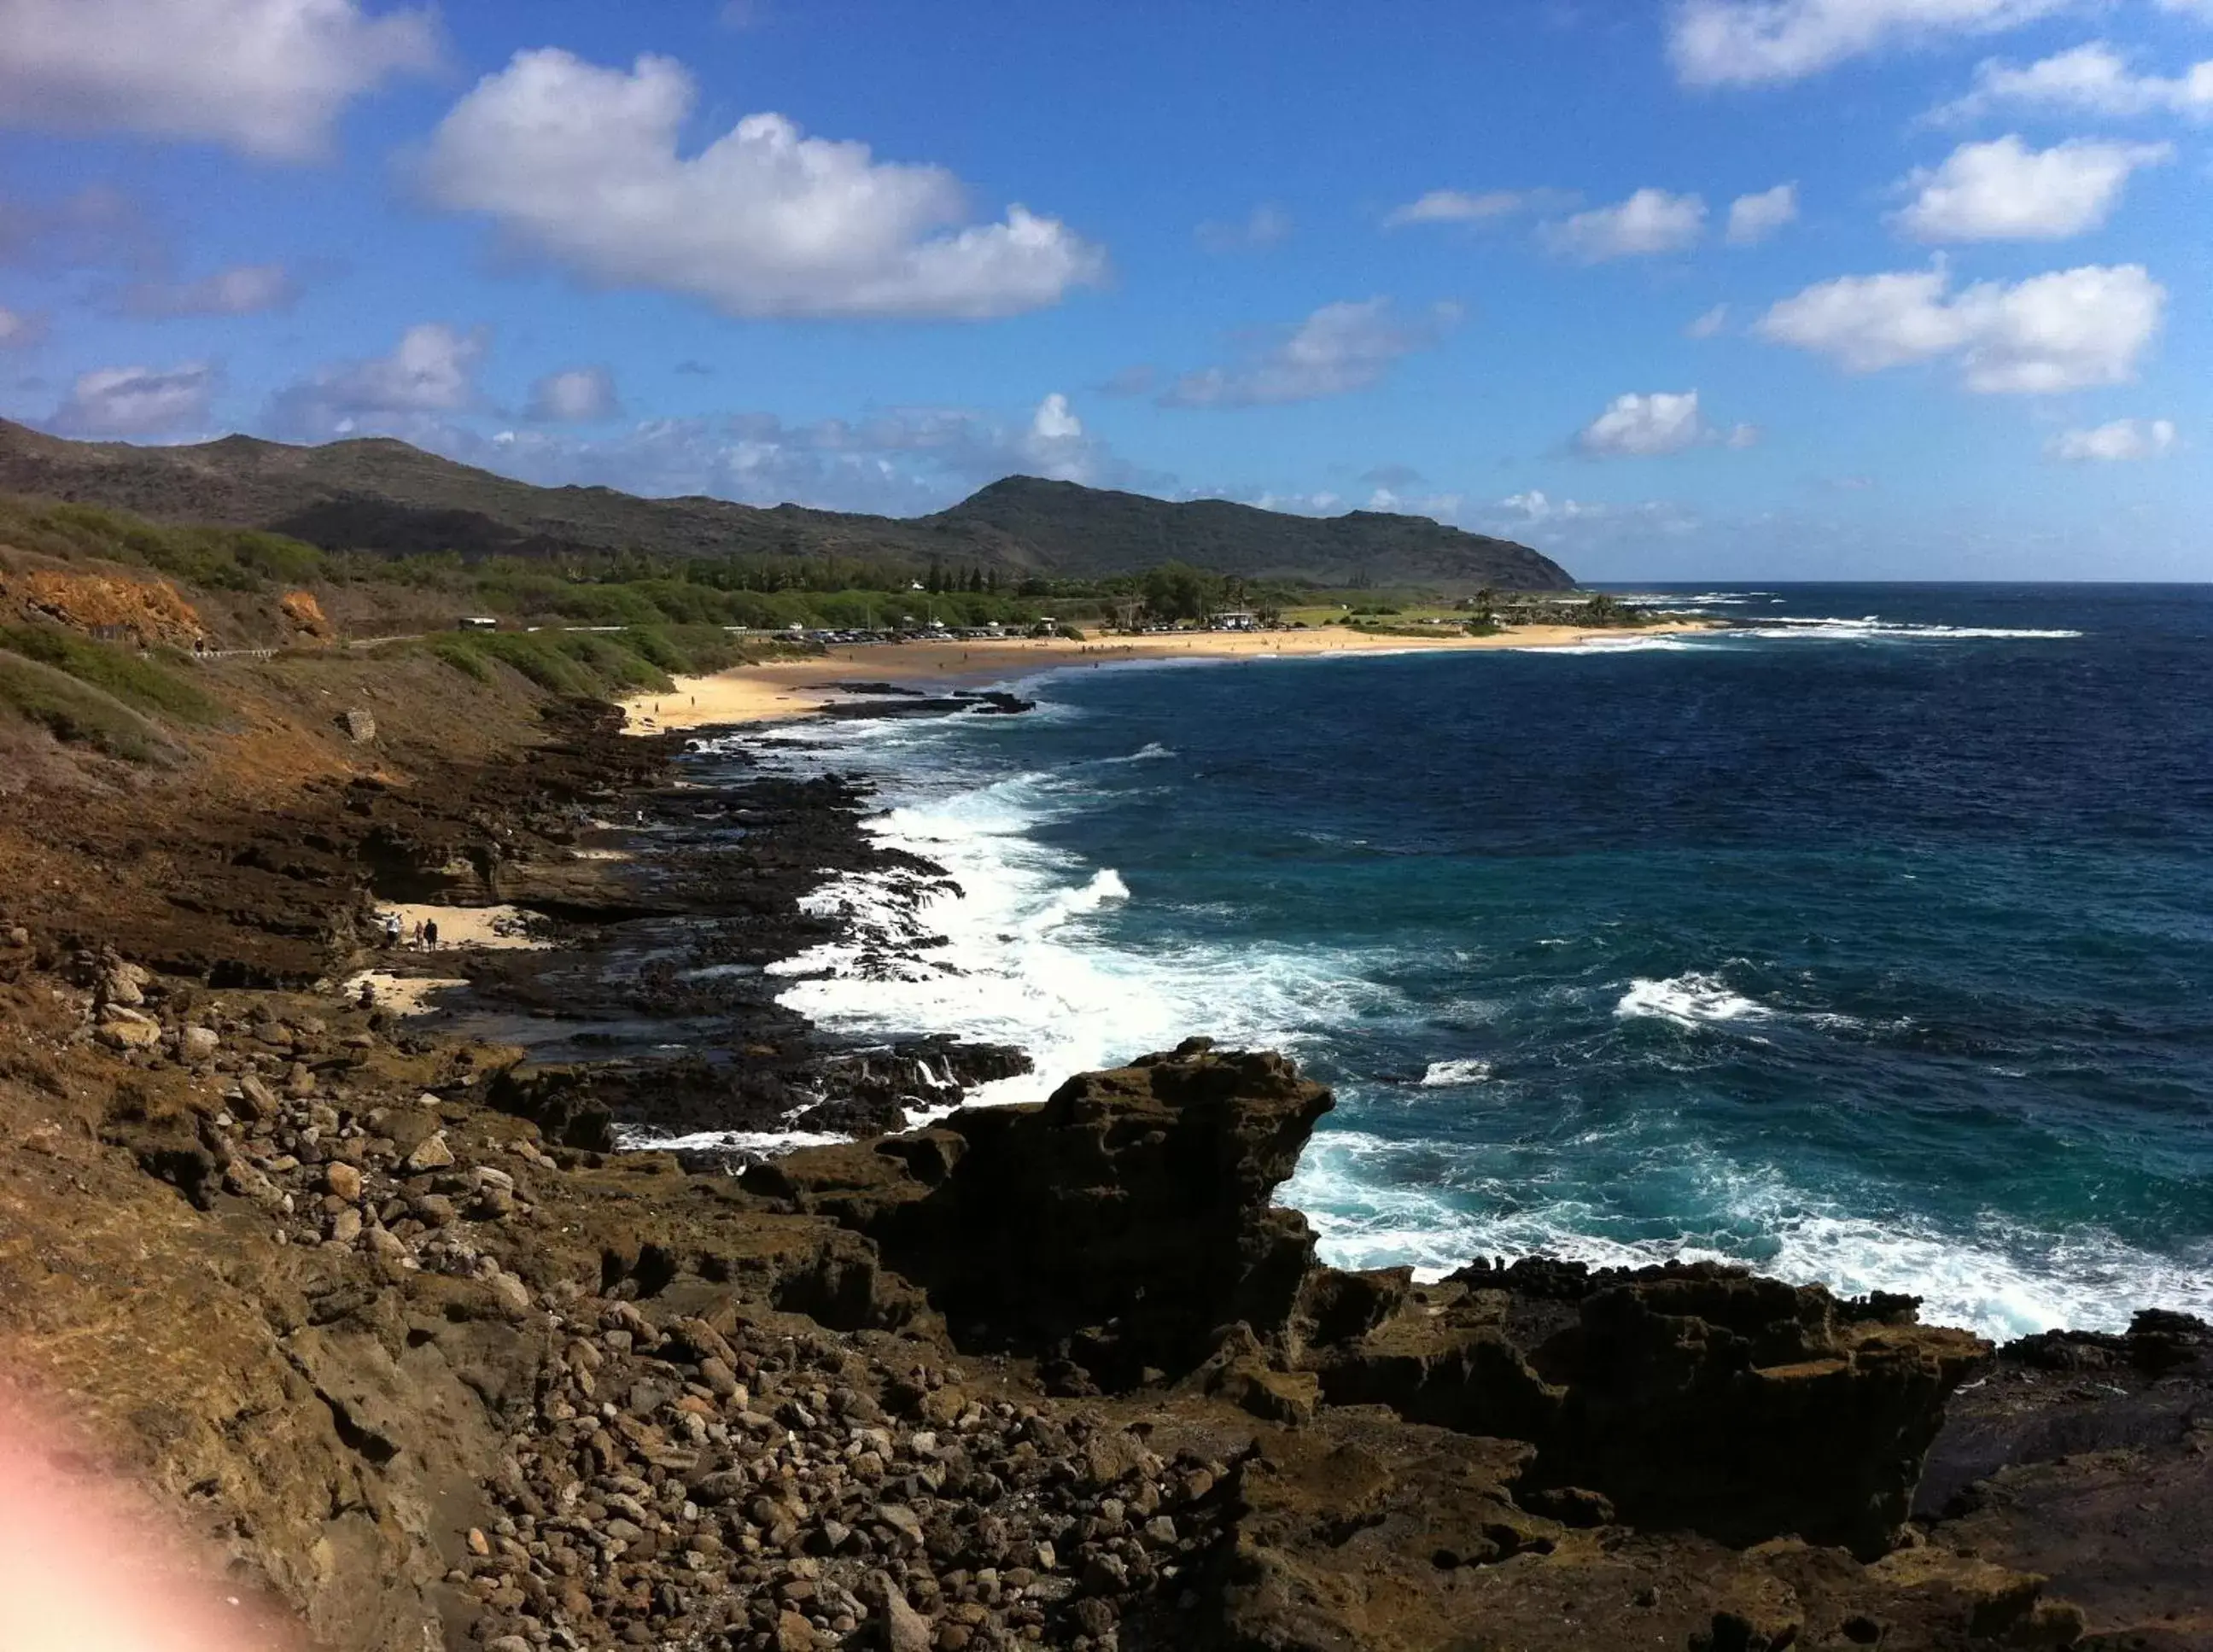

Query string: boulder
[751,1040,1332,1381]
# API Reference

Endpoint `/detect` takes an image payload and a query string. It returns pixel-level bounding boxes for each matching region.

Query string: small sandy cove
[622,621,1715,734]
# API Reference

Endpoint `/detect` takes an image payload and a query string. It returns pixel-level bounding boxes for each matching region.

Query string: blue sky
[0,0,2206,581]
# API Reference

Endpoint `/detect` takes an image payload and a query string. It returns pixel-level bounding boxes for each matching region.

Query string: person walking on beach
[424,919,440,948]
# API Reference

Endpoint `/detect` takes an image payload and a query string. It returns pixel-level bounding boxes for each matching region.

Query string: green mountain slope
[0,420,1574,591]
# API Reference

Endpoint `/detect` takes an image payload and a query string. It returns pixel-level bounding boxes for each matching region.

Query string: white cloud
[1028,391,1082,442]
[1726,182,1800,244]
[1195,203,1292,251]
[119,262,300,317]
[1492,489,1621,524]
[526,365,619,423]
[1687,303,1732,337]
[420,48,1104,321]
[1158,298,1460,409]
[1383,189,1534,227]
[1931,41,2213,120]
[1894,136,2170,240]
[1670,0,2070,86]
[2045,417,2175,461]
[52,361,217,435]
[1541,189,1706,261]
[271,321,486,435]
[0,305,46,348]
[1575,388,1757,457]
[0,0,439,162]
[1755,262,2165,392]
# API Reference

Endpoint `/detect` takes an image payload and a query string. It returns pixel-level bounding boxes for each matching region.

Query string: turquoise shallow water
[748,586,2213,1339]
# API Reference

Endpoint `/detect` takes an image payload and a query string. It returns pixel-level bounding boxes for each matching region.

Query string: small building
[458,616,500,631]
[1208,609,1259,632]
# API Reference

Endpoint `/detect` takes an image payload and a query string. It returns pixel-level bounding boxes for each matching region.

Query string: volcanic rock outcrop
[750,1041,1989,1564]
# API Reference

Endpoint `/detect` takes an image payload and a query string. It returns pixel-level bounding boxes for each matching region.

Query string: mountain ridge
[0,419,1574,591]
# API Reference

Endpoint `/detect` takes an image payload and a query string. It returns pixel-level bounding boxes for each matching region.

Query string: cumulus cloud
[1575,388,1757,457]
[1755,262,2165,392]
[526,365,619,423]
[118,262,301,318]
[1540,189,1706,261]
[1726,183,1799,244]
[1157,298,1460,409]
[1894,136,2170,240]
[0,306,47,349]
[2045,417,2175,461]
[0,0,439,161]
[52,361,217,435]
[1382,188,1560,228]
[419,48,1104,321]
[1687,303,1732,337]
[1027,391,1081,443]
[271,322,486,436]
[1195,204,1292,251]
[1931,41,2213,121]
[1669,0,2068,86]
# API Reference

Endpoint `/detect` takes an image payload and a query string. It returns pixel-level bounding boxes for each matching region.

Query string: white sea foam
[1615,972,1772,1025]
[763,740,1399,1112]
[1519,634,1710,655]
[1096,742,1174,764]
[1743,616,2082,641]
[1417,1059,1493,1087]
[611,1125,850,1154]
[1284,1130,2213,1341]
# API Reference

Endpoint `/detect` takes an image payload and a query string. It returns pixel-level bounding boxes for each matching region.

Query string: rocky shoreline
[2,695,2209,1650]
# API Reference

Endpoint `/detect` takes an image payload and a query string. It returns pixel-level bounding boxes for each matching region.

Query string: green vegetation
[0,490,1645,658]
[0,423,1572,592]
[0,624,223,725]
[404,623,774,699]
[0,651,173,762]
[0,495,326,593]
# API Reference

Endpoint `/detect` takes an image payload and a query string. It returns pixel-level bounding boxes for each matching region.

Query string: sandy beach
[622,621,1717,733]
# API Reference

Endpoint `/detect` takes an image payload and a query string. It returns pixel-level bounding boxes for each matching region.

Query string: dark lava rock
[746,1038,1331,1382]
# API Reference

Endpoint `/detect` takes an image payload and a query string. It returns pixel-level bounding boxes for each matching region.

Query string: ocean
[698,585,2213,1341]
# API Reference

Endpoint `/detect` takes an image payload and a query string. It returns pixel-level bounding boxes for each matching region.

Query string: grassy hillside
[925,476,1572,590]
[0,418,1574,593]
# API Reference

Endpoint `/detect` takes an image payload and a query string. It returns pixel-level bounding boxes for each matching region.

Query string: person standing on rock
[424,919,439,949]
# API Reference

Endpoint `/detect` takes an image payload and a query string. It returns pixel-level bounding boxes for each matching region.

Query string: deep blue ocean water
[740,586,2213,1339]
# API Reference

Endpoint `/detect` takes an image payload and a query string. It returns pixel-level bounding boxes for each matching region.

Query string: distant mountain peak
[0,427,1574,591]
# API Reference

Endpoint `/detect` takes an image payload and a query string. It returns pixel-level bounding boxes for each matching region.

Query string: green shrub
[0,651,173,762]
[0,625,223,725]
[429,639,492,681]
